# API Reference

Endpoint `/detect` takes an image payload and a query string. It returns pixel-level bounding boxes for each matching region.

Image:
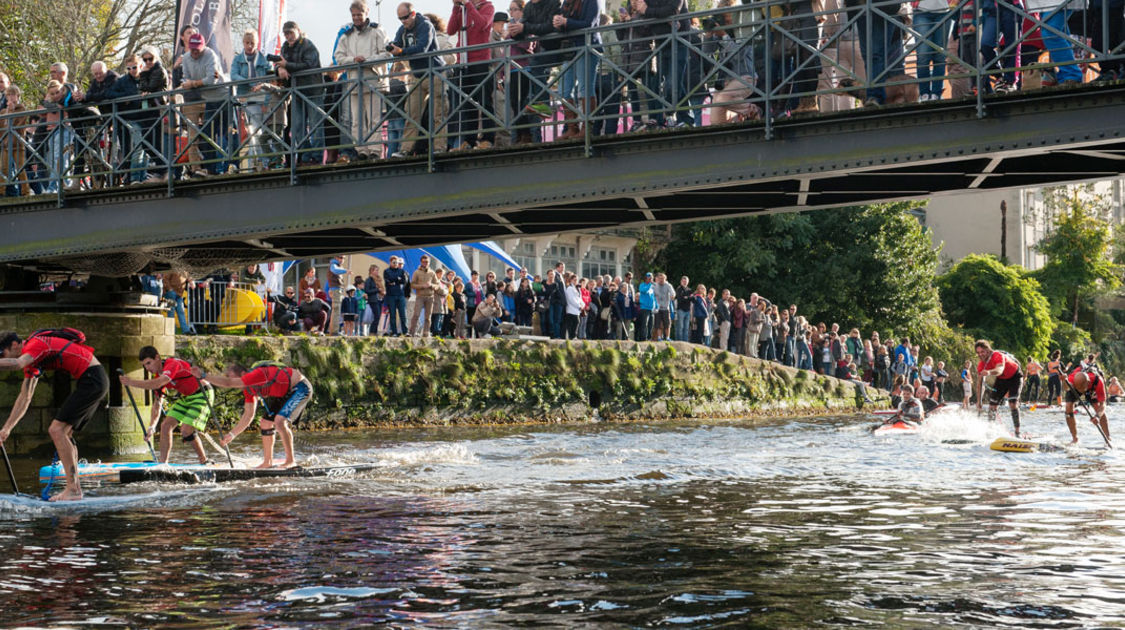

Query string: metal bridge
[2,0,1124,274]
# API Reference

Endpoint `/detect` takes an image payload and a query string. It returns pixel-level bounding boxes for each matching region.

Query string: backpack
[30,327,86,345]
[29,328,91,356]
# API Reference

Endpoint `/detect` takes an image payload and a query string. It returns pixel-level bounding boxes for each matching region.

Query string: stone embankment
[177,335,884,429]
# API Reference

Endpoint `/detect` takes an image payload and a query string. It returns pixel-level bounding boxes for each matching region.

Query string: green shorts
[165,387,215,432]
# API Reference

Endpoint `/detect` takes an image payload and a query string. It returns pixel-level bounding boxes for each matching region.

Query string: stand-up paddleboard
[119,463,382,485]
[38,461,212,485]
[990,437,1065,453]
[0,489,202,513]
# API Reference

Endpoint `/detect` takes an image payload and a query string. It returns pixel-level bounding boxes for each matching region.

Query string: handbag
[600,307,612,322]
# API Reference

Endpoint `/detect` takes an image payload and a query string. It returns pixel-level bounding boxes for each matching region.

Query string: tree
[1033,187,1122,325]
[937,254,1055,358]
[655,202,944,340]
[0,0,256,92]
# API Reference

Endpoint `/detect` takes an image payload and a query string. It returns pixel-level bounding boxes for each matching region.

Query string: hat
[346,286,356,293]
[493,11,509,22]
[644,272,653,278]
[187,33,205,50]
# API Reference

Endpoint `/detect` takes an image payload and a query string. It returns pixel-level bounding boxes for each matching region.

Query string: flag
[176,0,235,71]
[259,0,288,57]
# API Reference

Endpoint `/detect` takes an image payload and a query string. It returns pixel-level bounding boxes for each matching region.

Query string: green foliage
[1033,188,1122,323]
[655,202,941,340]
[937,254,1055,358]
[1051,322,1094,360]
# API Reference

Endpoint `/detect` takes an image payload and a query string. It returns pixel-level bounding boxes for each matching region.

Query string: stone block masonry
[0,312,172,456]
[178,336,884,430]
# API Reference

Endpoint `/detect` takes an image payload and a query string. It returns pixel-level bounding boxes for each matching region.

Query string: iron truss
[3,83,1125,273]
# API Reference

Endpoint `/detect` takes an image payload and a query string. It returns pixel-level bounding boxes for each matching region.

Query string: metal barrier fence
[181,280,269,332]
[0,0,1121,201]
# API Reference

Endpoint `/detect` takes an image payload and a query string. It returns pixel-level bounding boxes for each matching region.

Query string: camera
[266,54,283,62]
[385,43,396,52]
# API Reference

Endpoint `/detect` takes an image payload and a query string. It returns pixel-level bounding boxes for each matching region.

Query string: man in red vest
[0,329,109,501]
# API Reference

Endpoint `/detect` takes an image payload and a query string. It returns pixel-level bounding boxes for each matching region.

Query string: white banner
[258,0,287,56]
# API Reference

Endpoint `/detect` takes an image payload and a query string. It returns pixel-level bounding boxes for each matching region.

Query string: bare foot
[49,488,83,502]
[278,460,297,469]
[1070,438,1079,445]
[255,461,274,469]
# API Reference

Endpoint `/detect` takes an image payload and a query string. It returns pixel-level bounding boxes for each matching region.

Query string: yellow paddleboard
[990,437,1063,453]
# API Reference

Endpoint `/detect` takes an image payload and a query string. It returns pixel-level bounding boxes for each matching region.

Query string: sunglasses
[142,56,154,62]
[398,12,413,20]
[126,65,138,70]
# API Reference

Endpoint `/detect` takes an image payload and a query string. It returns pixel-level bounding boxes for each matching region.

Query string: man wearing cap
[383,256,409,335]
[636,272,656,342]
[181,33,230,176]
[389,3,448,156]
[334,0,392,160]
[278,21,325,165]
[0,329,109,501]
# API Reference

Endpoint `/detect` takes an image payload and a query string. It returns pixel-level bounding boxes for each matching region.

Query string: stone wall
[0,312,174,456]
[177,336,884,429]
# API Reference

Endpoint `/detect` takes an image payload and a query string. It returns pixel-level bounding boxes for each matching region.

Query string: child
[961,360,973,410]
[341,287,359,336]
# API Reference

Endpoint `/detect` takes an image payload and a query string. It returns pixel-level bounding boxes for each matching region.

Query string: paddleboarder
[118,346,214,465]
[0,329,109,501]
[975,339,1024,437]
[1064,368,1112,446]
[197,361,312,468]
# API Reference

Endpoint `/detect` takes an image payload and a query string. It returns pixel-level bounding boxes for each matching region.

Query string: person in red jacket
[199,361,312,468]
[449,0,496,150]
[1065,368,1111,446]
[0,329,109,501]
[975,339,1024,436]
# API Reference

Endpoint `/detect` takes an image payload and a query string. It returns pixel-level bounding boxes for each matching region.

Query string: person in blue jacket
[635,272,656,341]
[382,256,409,335]
[389,3,447,156]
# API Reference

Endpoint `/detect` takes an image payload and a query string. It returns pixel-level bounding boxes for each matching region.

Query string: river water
[1,407,1123,628]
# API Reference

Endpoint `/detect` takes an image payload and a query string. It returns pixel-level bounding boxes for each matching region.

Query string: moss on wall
[177,336,884,429]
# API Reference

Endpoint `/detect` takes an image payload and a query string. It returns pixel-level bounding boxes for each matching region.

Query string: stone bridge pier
[0,296,173,457]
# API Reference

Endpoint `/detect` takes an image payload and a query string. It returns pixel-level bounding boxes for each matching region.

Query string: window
[586,247,618,278]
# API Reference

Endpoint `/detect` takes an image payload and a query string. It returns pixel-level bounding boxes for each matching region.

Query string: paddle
[118,368,159,461]
[1064,377,1113,449]
[0,439,20,496]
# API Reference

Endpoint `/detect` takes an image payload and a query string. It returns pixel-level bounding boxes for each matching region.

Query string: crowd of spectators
[3,0,1121,194]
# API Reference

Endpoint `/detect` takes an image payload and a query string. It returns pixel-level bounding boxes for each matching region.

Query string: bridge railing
[0,0,1120,203]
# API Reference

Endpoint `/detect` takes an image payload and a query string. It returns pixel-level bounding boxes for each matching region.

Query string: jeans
[855,8,904,104]
[759,337,776,361]
[164,290,193,333]
[202,100,230,175]
[291,89,325,163]
[118,120,148,183]
[796,340,812,370]
[560,48,599,100]
[635,310,652,342]
[367,298,383,335]
[550,302,564,339]
[385,294,407,335]
[241,101,270,170]
[1041,9,1083,83]
[387,118,405,156]
[783,336,796,367]
[452,64,496,147]
[913,11,952,98]
[675,309,692,341]
[980,4,1019,86]
[593,73,622,135]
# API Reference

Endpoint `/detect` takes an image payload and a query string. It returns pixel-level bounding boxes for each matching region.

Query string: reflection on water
[1,408,1123,627]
